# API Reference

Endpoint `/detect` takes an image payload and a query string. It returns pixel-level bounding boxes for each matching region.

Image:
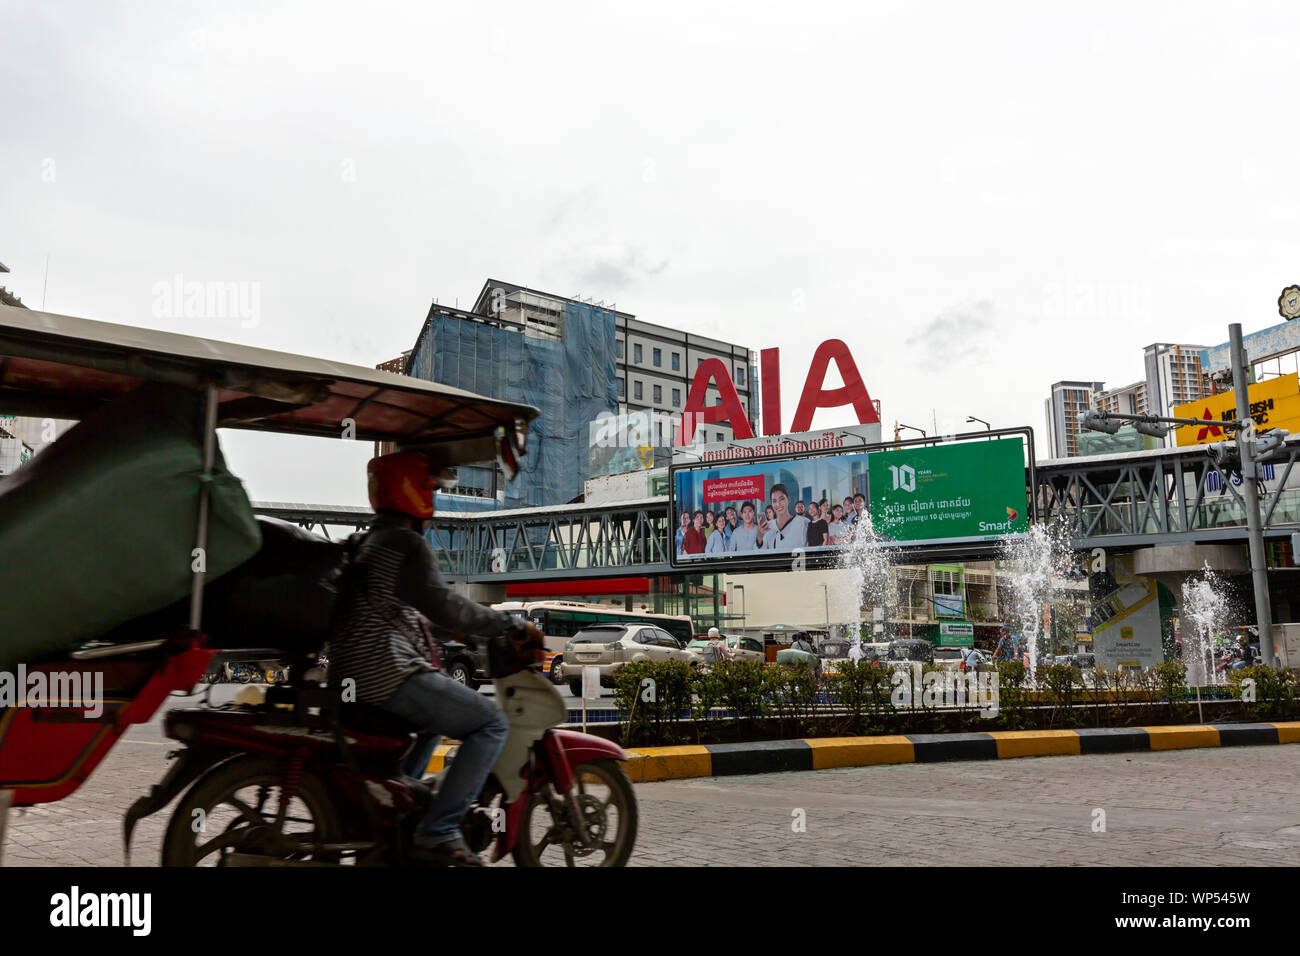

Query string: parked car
[932,646,967,671]
[561,623,697,696]
[861,642,892,664]
[886,638,934,665]
[817,640,852,675]
[440,635,490,689]
[686,634,765,665]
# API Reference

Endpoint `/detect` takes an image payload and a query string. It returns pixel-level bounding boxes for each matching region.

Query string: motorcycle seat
[339,702,420,738]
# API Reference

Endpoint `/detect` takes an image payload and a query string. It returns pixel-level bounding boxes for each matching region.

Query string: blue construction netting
[409,302,617,509]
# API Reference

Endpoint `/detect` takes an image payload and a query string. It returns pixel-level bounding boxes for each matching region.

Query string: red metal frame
[0,643,213,806]
[492,728,626,859]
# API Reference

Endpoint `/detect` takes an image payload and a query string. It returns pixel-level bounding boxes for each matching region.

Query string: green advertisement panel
[868,437,1029,545]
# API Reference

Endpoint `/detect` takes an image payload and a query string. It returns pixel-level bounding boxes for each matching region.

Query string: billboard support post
[1231,323,1275,667]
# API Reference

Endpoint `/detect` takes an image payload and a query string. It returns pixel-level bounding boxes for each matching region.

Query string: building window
[736,366,745,386]
[653,348,662,367]
[618,339,625,359]
[672,388,681,407]
[653,384,662,404]
[633,344,642,364]
[672,353,680,371]
[716,432,724,442]
[634,380,642,401]
[618,378,625,398]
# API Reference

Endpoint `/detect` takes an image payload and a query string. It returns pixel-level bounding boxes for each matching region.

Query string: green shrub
[1229,665,1298,720]
[612,659,697,745]
[828,660,896,734]
[994,661,1033,729]
[700,658,770,721]
[764,663,821,737]
[1037,663,1084,727]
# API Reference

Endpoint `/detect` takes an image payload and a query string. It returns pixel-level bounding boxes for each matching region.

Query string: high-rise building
[1046,342,1212,456]
[470,280,757,459]
[1143,342,1211,427]
[404,279,756,510]
[1092,380,1147,417]
[1044,380,1103,458]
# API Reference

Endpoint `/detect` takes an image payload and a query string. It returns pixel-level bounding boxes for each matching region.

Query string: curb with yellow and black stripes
[618,722,1300,782]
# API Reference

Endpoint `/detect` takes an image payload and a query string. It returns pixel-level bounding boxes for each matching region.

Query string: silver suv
[562,623,697,696]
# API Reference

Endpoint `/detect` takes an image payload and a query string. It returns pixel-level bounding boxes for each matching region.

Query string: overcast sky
[4,2,1300,505]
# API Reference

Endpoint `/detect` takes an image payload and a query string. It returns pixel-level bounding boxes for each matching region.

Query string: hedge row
[608,659,1298,747]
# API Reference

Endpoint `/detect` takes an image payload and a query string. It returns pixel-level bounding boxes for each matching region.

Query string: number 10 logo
[888,464,916,492]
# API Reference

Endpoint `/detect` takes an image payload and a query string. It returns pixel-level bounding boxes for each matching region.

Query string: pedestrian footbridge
[255,439,1300,584]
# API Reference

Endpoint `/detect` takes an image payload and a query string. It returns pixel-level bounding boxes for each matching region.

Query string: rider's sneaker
[408,836,487,867]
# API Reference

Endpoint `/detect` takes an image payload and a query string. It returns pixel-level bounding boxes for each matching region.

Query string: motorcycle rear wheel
[162,756,342,867]
[512,759,637,867]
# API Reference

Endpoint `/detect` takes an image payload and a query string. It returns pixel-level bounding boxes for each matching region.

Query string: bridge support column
[1130,544,1250,624]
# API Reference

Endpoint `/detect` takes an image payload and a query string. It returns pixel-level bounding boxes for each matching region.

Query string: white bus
[492,600,696,683]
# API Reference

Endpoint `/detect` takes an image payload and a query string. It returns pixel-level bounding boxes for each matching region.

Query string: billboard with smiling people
[669,427,1034,571]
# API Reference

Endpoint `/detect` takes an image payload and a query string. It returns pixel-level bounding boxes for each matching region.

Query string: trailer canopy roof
[0,305,538,449]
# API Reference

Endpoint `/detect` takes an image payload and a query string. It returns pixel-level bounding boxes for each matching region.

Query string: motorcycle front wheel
[512,759,637,867]
[161,756,342,867]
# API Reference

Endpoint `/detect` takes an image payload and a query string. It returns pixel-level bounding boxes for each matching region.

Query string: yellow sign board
[1173,373,1300,447]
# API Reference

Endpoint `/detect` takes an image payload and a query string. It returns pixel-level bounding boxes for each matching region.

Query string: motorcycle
[123,633,637,866]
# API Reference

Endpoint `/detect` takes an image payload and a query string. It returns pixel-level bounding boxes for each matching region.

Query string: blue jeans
[380,670,509,846]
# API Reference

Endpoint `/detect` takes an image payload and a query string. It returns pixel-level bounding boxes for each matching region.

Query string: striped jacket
[329,511,514,705]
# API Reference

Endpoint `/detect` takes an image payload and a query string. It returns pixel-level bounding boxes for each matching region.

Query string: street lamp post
[966,416,991,431]
[897,423,926,441]
[1231,323,1276,667]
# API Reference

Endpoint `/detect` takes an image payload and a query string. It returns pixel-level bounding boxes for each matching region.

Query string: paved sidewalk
[6,736,1300,866]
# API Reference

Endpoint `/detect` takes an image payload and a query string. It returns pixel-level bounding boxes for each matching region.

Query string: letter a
[676,358,756,445]
[789,339,879,432]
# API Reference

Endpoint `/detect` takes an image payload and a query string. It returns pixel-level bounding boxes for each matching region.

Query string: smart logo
[978,507,1020,534]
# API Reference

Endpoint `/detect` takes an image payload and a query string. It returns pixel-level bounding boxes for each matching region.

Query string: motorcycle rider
[329,451,543,867]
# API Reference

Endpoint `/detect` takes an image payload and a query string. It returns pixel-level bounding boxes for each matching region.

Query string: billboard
[1172,373,1300,447]
[1089,555,1168,670]
[867,438,1029,545]
[669,430,1032,569]
[588,411,655,480]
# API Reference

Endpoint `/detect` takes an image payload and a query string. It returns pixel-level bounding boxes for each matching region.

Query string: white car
[933,647,994,672]
[561,623,697,695]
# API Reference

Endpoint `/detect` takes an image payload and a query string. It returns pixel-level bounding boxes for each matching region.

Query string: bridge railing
[1036,442,1300,545]
[425,499,674,579]
[257,442,1300,583]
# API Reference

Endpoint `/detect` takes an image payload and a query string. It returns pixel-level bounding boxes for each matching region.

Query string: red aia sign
[675,338,878,445]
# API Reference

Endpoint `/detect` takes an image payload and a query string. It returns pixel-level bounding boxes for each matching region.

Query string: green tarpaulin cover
[0,384,262,670]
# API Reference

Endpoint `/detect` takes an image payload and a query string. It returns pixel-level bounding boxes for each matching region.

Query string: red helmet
[367,452,437,519]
